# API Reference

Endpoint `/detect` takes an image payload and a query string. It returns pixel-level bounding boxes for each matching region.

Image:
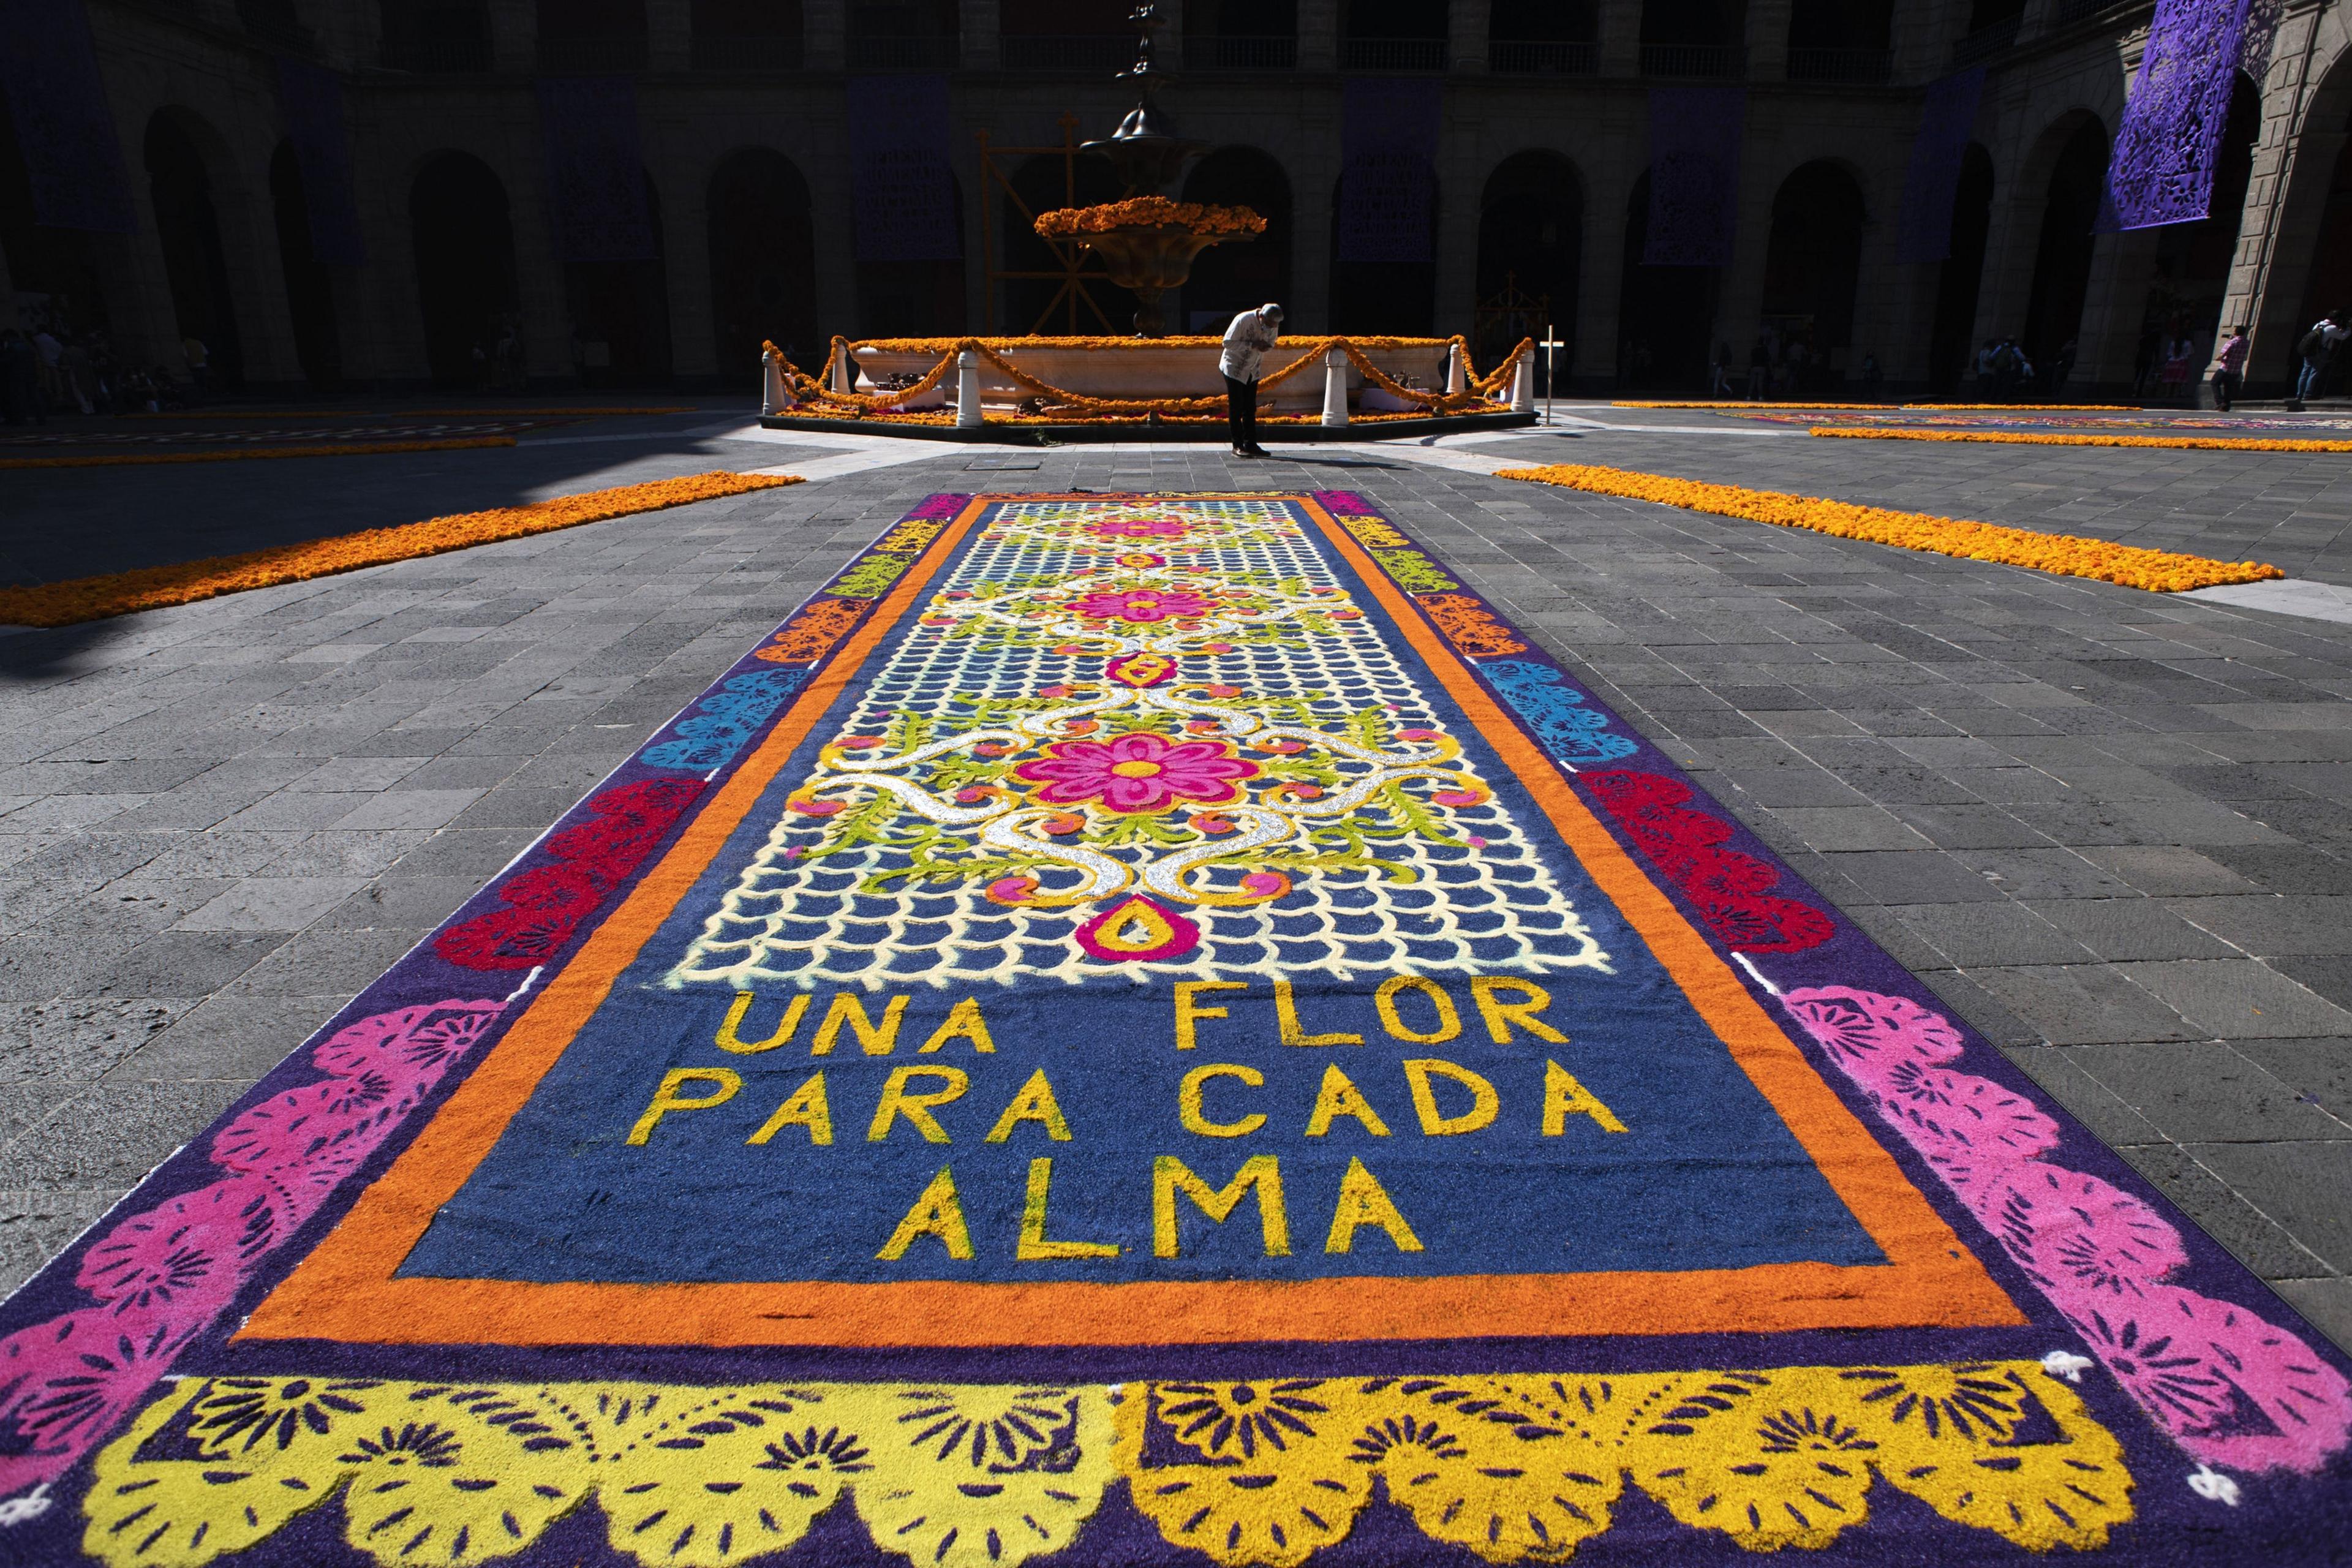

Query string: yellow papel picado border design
[86,1362,2130,1568]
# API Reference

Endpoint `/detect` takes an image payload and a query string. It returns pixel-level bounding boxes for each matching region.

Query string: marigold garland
[1032,198,1265,238]
[1811,427,2352,453]
[1496,462,2285,593]
[0,471,802,628]
[0,437,517,470]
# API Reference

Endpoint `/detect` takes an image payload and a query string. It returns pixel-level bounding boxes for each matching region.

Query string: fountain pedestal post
[1322,348,1350,427]
[956,350,983,428]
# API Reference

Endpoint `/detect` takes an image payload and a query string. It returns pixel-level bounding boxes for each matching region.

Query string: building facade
[4,0,2349,399]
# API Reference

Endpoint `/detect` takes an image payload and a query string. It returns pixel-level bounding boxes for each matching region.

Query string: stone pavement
[2,415,2349,1353]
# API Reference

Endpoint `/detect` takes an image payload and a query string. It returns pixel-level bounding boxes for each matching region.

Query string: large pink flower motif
[1089,516,1188,539]
[1013,733,1259,813]
[1066,587,1218,624]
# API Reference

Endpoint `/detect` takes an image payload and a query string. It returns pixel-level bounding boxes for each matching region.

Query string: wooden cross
[1540,331,1567,424]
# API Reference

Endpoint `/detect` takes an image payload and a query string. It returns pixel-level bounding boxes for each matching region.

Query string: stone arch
[1758,158,1869,393]
[268,140,341,390]
[409,149,519,388]
[1927,142,1996,393]
[2019,113,2108,372]
[1475,150,1581,377]
[1615,169,1719,390]
[1180,146,1292,334]
[707,147,815,385]
[2262,36,2352,388]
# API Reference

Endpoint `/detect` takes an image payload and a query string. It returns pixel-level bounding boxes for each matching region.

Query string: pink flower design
[1781,986,1966,1080]
[1779,979,2352,1474]
[76,1176,292,1316]
[1088,516,1188,539]
[2070,1285,2352,1472]
[0,1305,195,1496]
[1012,733,1259,814]
[0,997,503,1496]
[1066,587,1218,624]
[1988,1166,2187,1298]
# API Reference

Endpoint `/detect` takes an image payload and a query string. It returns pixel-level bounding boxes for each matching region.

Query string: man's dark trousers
[1225,374,1258,450]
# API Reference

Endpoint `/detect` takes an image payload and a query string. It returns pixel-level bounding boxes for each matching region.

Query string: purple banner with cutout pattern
[1644,86,1744,267]
[0,0,134,233]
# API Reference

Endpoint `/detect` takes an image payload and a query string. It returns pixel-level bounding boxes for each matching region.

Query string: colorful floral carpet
[4,493,2346,1567]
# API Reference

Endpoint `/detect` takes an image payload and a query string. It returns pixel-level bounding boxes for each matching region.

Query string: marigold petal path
[1808,426,2352,453]
[1496,462,2286,592]
[0,470,804,628]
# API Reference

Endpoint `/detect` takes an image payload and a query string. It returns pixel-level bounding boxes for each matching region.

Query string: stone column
[1886,1,1940,84]
[2226,3,2346,390]
[1597,0,1640,75]
[2076,228,2158,397]
[1292,115,1338,333]
[660,136,720,385]
[1746,0,1790,81]
[646,0,692,70]
[1449,0,1489,72]
[1298,0,1339,72]
[334,102,433,389]
[807,0,847,70]
[486,0,536,71]
[959,0,999,70]
[1433,118,1479,336]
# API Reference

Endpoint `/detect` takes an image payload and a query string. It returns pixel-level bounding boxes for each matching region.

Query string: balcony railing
[1204,34,1297,69]
[1490,39,1598,74]
[381,33,493,72]
[845,32,959,67]
[1639,42,1745,77]
[2050,0,2120,23]
[1950,13,2021,65]
[1340,36,1447,71]
[536,34,648,71]
[1000,33,1134,70]
[692,31,805,69]
[1786,46,1891,83]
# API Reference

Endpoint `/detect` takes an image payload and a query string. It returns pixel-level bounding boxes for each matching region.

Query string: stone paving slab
[2,432,2350,1353]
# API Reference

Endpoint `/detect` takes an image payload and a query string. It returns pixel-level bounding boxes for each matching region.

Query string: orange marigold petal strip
[0,470,802,628]
[1496,462,2285,593]
[0,436,518,469]
[1811,427,2352,453]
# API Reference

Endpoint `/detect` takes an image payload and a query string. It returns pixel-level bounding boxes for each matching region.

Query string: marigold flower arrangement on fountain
[1031,196,1266,238]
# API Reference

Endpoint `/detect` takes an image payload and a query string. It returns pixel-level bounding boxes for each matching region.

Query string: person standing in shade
[183,335,209,395]
[1221,302,1281,458]
[2211,325,2248,412]
[2293,311,2347,408]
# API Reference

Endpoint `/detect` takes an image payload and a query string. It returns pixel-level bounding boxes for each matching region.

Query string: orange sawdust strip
[0,437,518,469]
[1811,427,2352,453]
[0,470,804,628]
[1496,462,2285,594]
